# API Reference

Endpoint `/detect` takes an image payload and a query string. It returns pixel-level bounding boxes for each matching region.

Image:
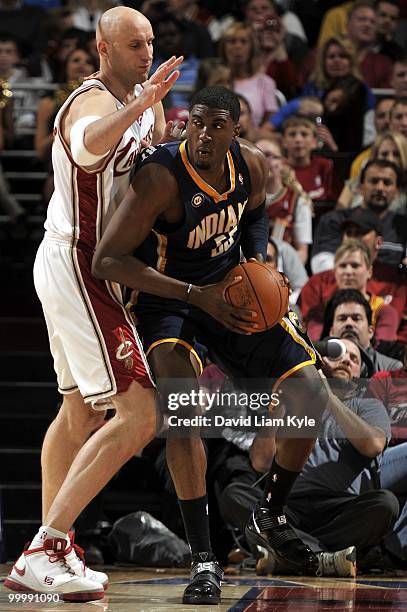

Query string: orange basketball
[224,261,290,333]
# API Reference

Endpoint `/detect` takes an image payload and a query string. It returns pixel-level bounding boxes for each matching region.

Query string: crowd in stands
[1,0,407,576]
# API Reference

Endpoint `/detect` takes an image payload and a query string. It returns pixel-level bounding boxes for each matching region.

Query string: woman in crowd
[302,36,375,112]
[338,131,407,212]
[218,21,278,128]
[304,240,399,342]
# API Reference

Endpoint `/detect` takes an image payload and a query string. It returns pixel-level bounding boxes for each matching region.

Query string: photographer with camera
[219,337,402,575]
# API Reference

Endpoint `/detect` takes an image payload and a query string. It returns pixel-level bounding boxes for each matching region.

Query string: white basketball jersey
[44,79,155,248]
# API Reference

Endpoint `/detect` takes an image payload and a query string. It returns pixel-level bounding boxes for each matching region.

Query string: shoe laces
[43,538,76,577]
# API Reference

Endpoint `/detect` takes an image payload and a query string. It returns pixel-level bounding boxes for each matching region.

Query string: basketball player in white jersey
[4,7,182,602]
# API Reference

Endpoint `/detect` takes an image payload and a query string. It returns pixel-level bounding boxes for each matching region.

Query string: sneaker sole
[4,577,105,602]
[182,593,221,605]
[245,526,310,575]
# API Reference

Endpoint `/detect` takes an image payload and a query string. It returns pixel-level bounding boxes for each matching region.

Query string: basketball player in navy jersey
[93,86,329,604]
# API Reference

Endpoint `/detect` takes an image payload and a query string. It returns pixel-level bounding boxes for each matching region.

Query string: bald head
[97,7,151,45]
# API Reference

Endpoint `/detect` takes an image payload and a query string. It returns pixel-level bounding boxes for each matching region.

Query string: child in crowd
[282,115,333,202]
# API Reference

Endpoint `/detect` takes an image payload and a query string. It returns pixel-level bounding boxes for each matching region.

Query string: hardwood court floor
[1,565,407,611]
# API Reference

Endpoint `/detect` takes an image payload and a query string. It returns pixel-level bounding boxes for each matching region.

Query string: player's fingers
[153,56,183,79]
[222,275,242,289]
[163,70,181,87]
[230,313,258,329]
[223,319,252,335]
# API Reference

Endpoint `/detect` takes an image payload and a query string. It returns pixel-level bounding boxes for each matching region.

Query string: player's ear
[233,123,240,138]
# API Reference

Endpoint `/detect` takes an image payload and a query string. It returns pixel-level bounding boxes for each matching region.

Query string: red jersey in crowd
[293,157,333,202]
[367,368,407,444]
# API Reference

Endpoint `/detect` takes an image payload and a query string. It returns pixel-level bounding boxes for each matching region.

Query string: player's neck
[197,162,228,193]
[97,71,136,104]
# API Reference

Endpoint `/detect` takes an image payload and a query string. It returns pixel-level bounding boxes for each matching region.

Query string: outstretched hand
[140,56,183,108]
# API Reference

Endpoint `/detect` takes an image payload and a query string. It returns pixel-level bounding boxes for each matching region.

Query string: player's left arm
[238,139,269,263]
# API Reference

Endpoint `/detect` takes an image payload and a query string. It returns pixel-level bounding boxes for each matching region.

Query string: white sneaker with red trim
[67,532,108,590]
[4,538,105,602]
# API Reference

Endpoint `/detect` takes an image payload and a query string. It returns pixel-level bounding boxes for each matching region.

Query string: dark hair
[152,15,185,33]
[375,96,394,110]
[360,158,401,186]
[190,86,240,123]
[0,33,21,53]
[321,289,372,339]
[61,46,96,83]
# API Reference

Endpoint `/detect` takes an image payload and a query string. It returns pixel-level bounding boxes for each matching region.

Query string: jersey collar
[179,140,236,204]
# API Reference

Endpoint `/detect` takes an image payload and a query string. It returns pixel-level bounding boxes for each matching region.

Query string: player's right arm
[63,56,183,166]
[92,164,258,333]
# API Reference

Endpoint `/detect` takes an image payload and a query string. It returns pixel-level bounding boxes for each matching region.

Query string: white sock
[29,525,69,549]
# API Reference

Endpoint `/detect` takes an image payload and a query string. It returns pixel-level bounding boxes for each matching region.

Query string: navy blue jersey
[134,139,251,285]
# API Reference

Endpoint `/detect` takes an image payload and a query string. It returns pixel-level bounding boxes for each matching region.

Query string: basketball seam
[261,263,288,320]
[241,265,267,329]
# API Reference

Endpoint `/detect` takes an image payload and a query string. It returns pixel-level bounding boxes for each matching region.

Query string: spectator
[317,1,354,48]
[304,1,394,90]
[193,58,231,95]
[256,14,299,99]
[141,0,215,58]
[240,0,309,66]
[321,74,368,152]
[281,115,333,202]
[345,0,393,88]
[390,56,407,98]
[42,27,89,83]
[0,0,49,76]
[267,238,308,305]
[349,97,395,179]
[0,34,39,141]
[151,16,199,111]
[303,36,374,111]
[236,93,257,142]
[390,97,407,138]
[304,239,399,342]
[338,131,407,212]
[375,0,404,61]
[368,346,407,444]
[299,207,407,335]
[219,337,400,574]
[312,160,407,271]
[256,136,312,263]
[219,21,278,128]
[35,47,97,202]
[325,289,403,371]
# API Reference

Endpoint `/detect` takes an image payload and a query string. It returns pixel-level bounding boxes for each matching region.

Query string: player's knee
[114,384,158,443]
[59,395,106,439]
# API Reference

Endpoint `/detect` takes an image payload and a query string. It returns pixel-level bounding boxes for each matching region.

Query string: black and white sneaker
[246,505,319,576]
[182,553,223,605]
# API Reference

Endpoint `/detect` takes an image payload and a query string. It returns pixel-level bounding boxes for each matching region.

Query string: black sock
[261,459,300,510]
[178,495,212,556]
